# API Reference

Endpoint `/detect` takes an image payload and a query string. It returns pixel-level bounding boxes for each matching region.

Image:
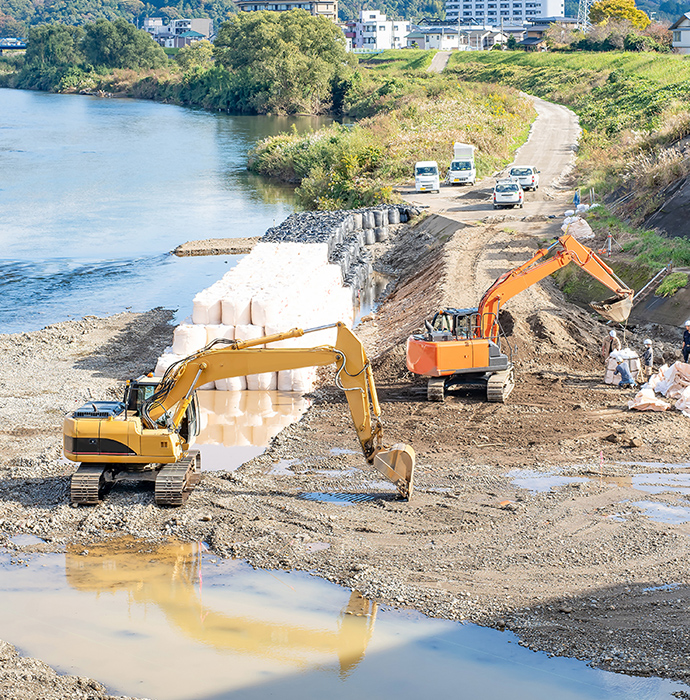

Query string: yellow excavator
[407,233,635,402]
[64,322,416,506]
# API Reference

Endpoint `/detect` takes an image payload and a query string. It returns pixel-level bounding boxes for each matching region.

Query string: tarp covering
[629,361,690,415]
[627,387,670,412]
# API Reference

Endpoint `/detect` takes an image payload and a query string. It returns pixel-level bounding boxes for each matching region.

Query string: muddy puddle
[509,464,690,527]
[0,537,684,700]
[192,390,310,471]
[510,464,690,496]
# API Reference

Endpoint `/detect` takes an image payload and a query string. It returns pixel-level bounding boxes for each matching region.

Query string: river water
[0,88,326,334]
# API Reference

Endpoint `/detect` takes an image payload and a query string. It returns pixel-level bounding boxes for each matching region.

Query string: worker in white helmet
[601,328,621,362]
[614,355,637,389]
[641,338,654,381]
[683,321,690,363]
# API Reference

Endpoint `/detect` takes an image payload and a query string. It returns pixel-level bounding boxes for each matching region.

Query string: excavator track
[427,377,446,402]
[71,464,111,505]
[155,450,201,507]
[486,367,515,403]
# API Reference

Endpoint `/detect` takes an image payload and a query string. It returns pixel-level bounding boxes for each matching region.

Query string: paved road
[427,51,451,74]
[403,94,581,222]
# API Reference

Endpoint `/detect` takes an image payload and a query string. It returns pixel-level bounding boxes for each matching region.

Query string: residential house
[671,12,690,54]
[143,17,214,46]
[234,0,338,22]
[518,15,576,49]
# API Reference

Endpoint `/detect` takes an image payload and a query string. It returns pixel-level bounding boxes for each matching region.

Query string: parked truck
[447,143,476,186]
[414,161,440,193]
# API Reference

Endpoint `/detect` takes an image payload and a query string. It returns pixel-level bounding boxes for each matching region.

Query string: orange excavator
[406,233,634,402]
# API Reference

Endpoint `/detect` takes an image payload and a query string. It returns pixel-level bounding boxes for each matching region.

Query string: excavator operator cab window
[125,381,158,415]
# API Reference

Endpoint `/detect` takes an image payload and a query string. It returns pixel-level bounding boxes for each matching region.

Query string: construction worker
[683,321,690,363]
[614,356,637,389]
[641,338,654,381]
[601,329,621,362]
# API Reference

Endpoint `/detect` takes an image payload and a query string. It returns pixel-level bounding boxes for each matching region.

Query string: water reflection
[193,390,310,470]
[0,540,683,700]
[65,538,375,676]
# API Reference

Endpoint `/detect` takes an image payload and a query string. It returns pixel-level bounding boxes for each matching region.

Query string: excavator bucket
[590,295,633,324]
[373,444,416,500]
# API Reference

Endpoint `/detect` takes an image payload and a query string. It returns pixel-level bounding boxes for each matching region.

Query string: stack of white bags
[604,348,641,385]
[629,361,690,415]
[154,242,355,393]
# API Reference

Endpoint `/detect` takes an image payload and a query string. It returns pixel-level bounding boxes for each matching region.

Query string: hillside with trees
[0,0,236,37]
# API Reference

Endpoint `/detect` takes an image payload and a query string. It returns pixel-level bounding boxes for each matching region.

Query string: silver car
[493,179,524,209]
[508,165,540,191]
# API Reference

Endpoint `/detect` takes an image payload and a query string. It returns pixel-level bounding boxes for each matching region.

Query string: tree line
[0,0,236,38]
[8,11,357,115]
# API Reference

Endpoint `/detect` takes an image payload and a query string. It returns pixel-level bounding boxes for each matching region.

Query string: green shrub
[655,272,689,297]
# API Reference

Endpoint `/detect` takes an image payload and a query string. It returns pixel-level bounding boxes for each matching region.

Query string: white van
[448,143,476,186]
[415,161,440,193]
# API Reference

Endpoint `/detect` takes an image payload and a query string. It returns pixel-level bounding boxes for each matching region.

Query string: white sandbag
[246,372,277,391]
[251,291,288,327]
[215,376,247,391]
[222,293,252,326]
[278,370,294,391]
[576,203,589,214]
[172,324,207,356]
[292,367,316,393]
[604,369,619,385]
[206,324,234,345]
[564,209,575,217]
[192,291,222,325]
[564,217,595,240]
[628,387,670,412]
[154,352,184,377]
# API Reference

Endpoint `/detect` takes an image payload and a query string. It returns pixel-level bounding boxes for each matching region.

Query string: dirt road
[403,94,581,221]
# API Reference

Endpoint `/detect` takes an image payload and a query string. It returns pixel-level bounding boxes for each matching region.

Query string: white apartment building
[143,17,214,42]
[344,11,411,50]
[446,0,563,24]
[234,0,338,22]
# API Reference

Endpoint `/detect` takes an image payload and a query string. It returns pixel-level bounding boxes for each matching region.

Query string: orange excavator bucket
[373,444,416,500]
[590,294,633,324]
